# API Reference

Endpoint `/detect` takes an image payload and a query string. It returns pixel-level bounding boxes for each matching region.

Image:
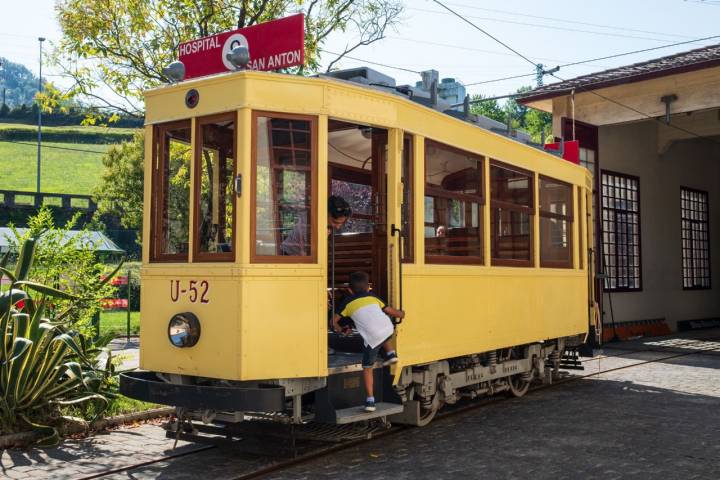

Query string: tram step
[334,402,404,424]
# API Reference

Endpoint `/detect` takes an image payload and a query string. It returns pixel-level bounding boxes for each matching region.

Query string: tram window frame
[150,119,192,263]
[402,134,414,263]
[538,175,574,269]
[423,140,484,265]
[578,186,585,271]
[490,160,535,268]
[193,112,237,263]
[250,111,318,264]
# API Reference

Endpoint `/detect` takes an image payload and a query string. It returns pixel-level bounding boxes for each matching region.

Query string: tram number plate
[170,280,210,304]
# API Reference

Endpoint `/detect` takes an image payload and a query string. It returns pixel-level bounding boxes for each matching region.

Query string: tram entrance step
[335,402,404,424]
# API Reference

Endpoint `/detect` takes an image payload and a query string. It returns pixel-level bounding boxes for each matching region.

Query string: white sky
[2,0,720,104]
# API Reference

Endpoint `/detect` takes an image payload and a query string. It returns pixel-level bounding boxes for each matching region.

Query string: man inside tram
[280,195,352,255]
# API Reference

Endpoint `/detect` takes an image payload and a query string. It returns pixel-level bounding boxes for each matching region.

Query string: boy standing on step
[332,271,405,412]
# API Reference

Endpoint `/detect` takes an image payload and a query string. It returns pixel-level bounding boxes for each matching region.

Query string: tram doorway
[327,120,389,346]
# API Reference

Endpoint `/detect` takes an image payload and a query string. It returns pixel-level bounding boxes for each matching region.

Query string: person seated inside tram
[280,195,352,255]
[332,271,404,412]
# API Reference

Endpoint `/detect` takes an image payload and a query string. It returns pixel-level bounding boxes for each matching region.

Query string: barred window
[601,171,641,291]
[681,188,711,289]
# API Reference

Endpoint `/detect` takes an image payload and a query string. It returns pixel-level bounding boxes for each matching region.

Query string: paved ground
[2,329,719,480]
[108,337,140,370]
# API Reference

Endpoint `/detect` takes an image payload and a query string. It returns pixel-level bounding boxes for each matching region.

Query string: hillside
[0,123,139,195]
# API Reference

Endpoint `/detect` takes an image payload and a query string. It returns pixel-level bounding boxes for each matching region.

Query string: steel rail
[79,336,720,480]
[228,336,720,480]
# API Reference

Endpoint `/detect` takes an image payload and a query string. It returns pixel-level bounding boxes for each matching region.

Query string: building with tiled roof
[520,44,720,337]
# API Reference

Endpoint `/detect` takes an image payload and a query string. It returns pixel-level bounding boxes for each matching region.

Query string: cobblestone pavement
[2,329,719,480]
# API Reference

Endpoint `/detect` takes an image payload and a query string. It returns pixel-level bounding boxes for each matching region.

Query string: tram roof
[145,68,587,179]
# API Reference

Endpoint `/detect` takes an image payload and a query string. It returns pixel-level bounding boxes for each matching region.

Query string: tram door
[328,120,389,305]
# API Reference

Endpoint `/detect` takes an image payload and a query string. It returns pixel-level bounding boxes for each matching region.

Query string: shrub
[8,207,118,336]
[0,237,123,445]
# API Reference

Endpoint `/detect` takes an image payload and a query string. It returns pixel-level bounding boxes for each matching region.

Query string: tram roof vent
[322,67,396,88]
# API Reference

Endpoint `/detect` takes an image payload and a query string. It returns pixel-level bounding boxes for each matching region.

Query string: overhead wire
[441,2,697,40]
[431,0,720,147]
[320,49,420,74]
[411,6,709,44]
[463,34,720,87]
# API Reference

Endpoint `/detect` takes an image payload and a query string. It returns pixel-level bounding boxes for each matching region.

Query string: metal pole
[330,229,336,327]
[37,37,45,194]
[126,269,131,342]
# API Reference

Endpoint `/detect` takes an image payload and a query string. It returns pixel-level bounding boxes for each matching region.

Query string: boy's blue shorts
[362,335,392,368]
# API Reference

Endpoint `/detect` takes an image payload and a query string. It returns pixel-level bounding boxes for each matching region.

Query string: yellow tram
[121,67,596,427]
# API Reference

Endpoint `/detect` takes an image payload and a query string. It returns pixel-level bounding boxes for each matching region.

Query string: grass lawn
[0,140,110,194]
[0,122,137,135]
[100,310,140,337]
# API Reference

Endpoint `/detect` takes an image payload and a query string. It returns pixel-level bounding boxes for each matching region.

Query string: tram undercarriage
[120,334,583,429]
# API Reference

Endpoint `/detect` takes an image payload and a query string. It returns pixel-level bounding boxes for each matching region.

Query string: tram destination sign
[179,13,305,79]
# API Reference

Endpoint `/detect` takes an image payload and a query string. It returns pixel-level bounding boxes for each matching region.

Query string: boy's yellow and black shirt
[336,292,393,349]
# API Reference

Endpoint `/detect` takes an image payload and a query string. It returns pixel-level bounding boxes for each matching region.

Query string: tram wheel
[508,374,531,397]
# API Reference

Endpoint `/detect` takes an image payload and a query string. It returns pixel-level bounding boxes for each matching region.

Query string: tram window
[252,113,317,262]
[194,113,236,261]
[151,120,191,262]
[490,162,533,267]
[402,134,414,263]
[424,140,483,264]
[539,177,573,268]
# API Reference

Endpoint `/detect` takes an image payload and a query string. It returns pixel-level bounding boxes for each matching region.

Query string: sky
[2,0,720,105]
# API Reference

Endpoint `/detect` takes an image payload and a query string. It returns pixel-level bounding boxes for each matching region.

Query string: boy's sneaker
[364,399,376,412]
[382,352,399,366]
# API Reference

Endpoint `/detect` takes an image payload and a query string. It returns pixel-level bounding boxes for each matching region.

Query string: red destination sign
[179,14,305,79]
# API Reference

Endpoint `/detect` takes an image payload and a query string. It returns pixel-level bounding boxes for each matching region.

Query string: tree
[0,57,39,107]
[94,132,145,236]
[471,86,552,144]
[470,94,506,124]
[53,0,403,116]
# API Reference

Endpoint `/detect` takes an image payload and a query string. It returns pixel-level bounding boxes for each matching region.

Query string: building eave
[518,57,720,105]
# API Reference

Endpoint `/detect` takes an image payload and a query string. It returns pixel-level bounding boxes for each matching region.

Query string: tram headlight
[168,312,201,348]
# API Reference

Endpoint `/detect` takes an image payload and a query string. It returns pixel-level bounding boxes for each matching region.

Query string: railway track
[76,336,720,480]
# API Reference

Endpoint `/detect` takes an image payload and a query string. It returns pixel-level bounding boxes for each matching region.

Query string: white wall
[598,119,720,330]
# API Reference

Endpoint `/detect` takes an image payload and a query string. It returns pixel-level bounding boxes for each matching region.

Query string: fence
[0,189,97,211]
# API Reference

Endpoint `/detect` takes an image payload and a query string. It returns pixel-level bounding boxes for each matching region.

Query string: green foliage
[8,208,118,336]
[94,132,145,235]
[0,233,124,444]
[0,123,134,144]
[470,94,507,124]
[471,86,553,144]
[53,0,403,115]
[0,57,38,108]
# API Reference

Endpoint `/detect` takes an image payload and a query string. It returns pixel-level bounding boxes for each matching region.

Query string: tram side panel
[239,273,326,381]
[398,271,587,365]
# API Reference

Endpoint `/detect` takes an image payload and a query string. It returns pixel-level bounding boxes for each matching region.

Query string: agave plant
[0,237,122,445]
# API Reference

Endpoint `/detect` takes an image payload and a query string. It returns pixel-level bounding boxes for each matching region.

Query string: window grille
[681,188,711,289]
[601,171,641,291]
